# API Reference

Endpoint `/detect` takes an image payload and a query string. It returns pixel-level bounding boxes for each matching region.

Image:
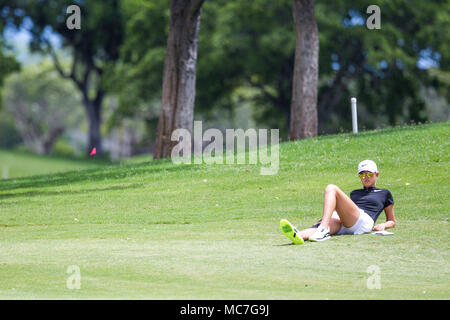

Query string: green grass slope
[0,150,109,179]
[0,122,448,299]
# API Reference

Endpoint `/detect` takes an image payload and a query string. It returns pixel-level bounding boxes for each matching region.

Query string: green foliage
[0,111,22,148]
[0,44,21,111]
[320,0,449,130]
[103,0,168,140]
[7,0,126,64]
[0,49,20,86]
[52,139,76,157]
[197,0,295,134]
[112,0,449,137]
[1,0,447,145]
[1,0,128,155]
[2,61,84,153]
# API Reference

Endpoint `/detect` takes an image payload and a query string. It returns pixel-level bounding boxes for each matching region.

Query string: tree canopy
[1,0,125,155]
[0,0,448,156]
[110,0,449,138]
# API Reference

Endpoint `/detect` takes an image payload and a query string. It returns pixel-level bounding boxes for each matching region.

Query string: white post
[351,97,358,134]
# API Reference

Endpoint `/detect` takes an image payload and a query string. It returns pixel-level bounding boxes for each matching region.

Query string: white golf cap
[358,159,378,174]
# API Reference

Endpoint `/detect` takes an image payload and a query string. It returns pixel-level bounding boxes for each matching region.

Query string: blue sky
[3,21,61,65]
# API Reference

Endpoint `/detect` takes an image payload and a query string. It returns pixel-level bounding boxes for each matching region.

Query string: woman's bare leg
[320,184,361,229]
[295,185,361,241]
[299,213,342,240]
[299,228,316,240]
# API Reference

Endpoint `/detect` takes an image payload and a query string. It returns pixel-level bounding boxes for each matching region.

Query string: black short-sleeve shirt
[350,187,394,223]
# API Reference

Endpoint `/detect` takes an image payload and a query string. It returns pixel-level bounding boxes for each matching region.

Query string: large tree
[3,62,83,154]
[153,0,206,159]
[1,0,125,156]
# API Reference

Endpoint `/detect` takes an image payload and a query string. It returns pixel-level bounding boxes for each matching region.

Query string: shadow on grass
[0,182,145,200]
[0,159,202,193]
[274,243,298,246]
[0,148,114,165]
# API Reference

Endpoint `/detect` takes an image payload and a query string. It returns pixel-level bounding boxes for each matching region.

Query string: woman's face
[359,171,379,188]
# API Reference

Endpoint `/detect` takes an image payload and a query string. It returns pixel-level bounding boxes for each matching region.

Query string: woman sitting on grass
[280,159,396,243]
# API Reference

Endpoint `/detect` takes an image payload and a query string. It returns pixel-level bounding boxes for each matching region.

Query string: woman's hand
[373,223,386,231]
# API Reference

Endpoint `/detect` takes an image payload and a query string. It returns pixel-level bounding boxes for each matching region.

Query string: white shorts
[333,209,374,235]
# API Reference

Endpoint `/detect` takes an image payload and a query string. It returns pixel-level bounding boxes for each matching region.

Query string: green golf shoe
[280,219,304,245]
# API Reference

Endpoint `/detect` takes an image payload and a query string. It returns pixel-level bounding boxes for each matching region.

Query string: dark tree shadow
[0,183,145,200]
[0,159,203,193]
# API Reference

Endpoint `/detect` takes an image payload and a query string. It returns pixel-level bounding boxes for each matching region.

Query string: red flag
[89,147,96,156]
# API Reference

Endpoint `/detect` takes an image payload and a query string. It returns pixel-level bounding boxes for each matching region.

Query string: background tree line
[0,0,448,159]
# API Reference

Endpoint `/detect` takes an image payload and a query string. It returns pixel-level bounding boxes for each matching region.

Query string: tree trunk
[43,127,65,154]
[153,0,205,159]
[83,96,103,156]
[289,0,319,140]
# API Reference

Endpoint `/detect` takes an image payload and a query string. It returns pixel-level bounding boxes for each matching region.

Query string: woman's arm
[373,204,396,231]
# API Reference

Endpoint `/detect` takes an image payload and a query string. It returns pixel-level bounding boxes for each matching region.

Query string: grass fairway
[0,122,448,299]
